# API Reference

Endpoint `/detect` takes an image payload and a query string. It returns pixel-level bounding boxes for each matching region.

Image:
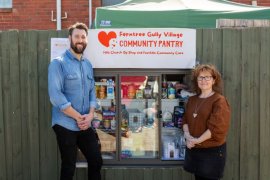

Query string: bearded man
[48,22,102,180]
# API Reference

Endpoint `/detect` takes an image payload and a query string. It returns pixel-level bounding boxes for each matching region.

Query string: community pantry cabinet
[77,69,192,166]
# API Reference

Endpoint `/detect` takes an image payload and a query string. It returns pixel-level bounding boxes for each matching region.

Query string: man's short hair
[68,22,88,36]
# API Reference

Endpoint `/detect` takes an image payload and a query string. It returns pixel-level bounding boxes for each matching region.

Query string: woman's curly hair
[191,64,223,95]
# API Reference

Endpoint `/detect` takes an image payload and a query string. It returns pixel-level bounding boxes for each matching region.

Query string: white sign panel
[84,28,196,69]
[50,29,196,69]
[50,38,70,60]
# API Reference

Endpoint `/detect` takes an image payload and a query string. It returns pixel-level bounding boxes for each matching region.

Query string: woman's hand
[184,132,196,149]
[186,139,195,149]
[184,131,192,140]
[189,138,202,146]
[184,132,203,149]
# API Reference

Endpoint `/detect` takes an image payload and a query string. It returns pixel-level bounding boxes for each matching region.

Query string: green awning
[94,0,270,28]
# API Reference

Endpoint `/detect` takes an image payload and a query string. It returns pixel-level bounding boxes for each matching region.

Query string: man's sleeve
[48,60,71,111]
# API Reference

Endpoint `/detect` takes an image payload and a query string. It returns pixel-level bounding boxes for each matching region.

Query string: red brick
[0,0,101,30]
[232,0,270,6]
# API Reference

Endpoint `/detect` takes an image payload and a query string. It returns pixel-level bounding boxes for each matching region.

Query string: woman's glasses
[197,76,213,81]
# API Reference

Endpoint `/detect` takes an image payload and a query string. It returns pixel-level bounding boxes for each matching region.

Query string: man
[48,22,102,180]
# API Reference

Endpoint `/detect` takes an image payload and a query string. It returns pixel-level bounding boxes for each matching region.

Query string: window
[0,0,12,8]
[76,70,191,166]
[120,76,159,160]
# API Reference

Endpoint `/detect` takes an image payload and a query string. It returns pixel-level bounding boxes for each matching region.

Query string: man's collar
[66,49,85,61]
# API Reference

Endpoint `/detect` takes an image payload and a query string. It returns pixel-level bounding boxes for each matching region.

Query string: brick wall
[0,0,101,30]
[232,0,270,6]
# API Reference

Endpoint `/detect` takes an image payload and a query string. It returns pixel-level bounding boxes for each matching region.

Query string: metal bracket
[51,10,68,22]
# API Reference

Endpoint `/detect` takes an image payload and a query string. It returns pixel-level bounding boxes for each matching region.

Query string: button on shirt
[48,49,96,131]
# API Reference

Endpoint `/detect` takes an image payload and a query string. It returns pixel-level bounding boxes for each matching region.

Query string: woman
[182,64,231,180]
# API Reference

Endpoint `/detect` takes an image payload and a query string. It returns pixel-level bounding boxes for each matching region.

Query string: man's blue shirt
[48,49,96,131]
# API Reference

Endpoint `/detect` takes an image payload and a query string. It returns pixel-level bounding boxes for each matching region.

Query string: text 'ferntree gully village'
[118,31,184,48]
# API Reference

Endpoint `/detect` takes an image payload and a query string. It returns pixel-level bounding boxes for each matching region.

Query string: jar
[92,119,101,128]
[136,89,143,99]
[103,119,111,129]
[163,110,172,122]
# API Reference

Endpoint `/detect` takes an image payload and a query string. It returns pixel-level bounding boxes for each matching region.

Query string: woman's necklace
[193,91,214,118]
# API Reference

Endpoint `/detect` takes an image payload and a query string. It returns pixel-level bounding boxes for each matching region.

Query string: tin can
[103,119,111,129]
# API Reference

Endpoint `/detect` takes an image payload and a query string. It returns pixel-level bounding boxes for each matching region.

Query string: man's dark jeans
[53,124,103,180]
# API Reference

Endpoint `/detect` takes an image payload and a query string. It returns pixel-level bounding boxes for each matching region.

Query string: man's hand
[75,115,84,122]
[62,106,84,122]
[77,113,94,130]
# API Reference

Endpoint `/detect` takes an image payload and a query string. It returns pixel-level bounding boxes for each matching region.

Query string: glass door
[160,74,189,160]
[77,76,117,162]
[93,76,117,160]
[120,75,159,159]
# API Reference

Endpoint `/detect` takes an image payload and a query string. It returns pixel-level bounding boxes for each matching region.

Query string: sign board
[50,38,70,60]
[51,28,196,69]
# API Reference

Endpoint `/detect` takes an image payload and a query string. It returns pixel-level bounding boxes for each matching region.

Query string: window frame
[92,69,189,166]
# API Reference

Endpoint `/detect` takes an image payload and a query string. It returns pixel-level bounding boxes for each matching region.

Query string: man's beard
[70,39,87,54]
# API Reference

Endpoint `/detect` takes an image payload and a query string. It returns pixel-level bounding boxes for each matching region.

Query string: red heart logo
[98,31,117,47]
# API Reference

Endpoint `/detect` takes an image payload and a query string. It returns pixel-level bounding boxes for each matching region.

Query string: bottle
[122,85,128,98]
[168,142,175,158]
[178,101,185,128]
[144,84,152,99]
[180,135,186,158]
[107,79,115,99]
[111,117,116,130]
[173,102,185,128]
[174,136,180,159]
[153,78,159,99]
[162,75,167,88]
[162,76,168,99]
[167,83,175,99]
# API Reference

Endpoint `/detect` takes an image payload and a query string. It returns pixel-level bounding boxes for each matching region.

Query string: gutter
[89,0,92,28]
[57,0,61,30]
